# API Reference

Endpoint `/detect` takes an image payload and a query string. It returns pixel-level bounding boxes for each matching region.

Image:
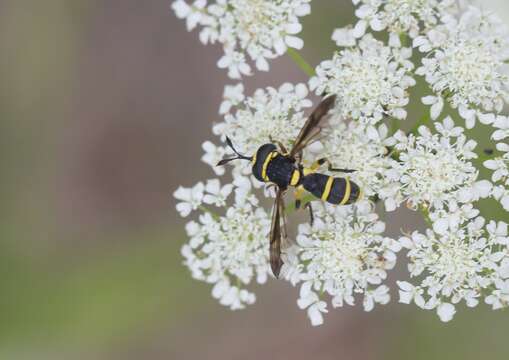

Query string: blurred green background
[0,0,508,359]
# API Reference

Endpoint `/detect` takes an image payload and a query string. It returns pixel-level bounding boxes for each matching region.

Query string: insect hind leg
[314,157,356,173]
[304,202,315,226]
[294,185,305,209]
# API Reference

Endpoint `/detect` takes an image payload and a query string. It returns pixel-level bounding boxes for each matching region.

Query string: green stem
[287,48,316,77]
[389,116,398,135]
[409,114,430,135]
[399,33,409,47]
[419,206,433,227]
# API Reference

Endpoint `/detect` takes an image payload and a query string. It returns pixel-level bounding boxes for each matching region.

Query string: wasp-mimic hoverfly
[217,95,362,277]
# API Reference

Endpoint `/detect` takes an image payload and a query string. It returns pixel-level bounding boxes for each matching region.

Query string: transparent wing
[289,94,337,158]
[269,188,286,278]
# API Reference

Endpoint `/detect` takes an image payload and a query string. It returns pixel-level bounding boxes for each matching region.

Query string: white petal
[437,303,456,322]
[363,295,374,312]
[274,38,286,55]
[308,303,325,326]
[285,23,302,35]
[479,113,495,125]
[433,218,449,235]
[398,290,413,304]
[255,56,269,71]
[422,96,437,105]
[430,98,444,120]
[397,281,414,292]
[370,17,385,31]
[285,36,304,50]
[474,180,492,198]
[352,20,367,38]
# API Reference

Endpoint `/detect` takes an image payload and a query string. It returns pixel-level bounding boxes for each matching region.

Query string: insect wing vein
[289,94,337,158]
[269,189,285,278]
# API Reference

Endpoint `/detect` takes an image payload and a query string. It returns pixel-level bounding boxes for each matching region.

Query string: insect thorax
[252,144,297,188]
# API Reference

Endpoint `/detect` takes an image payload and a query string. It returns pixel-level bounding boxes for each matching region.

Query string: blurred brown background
[0,0,508,359]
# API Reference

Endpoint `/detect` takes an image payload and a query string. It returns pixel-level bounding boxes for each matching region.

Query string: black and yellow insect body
[251,144,360,205]
[252,144,300,189]
[217,95,362,277]
[300,173,361,206]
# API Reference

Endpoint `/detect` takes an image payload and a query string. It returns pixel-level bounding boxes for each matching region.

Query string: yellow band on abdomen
[261,152,275,181]
[339,179,351,205]
[321,176,334,201]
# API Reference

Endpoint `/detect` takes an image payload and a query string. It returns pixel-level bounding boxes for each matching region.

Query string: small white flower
[422,95,445,120]
[492,185,509,211]
[486,220,509,245]
[174,182,205,217]
[203,179,233,207]
[201,141,227,175]
[217,48,252,79]
[485,282,509,310]
[331,27,356,47]
[310,34,415,124]
[219,84,245,115]
[397,281,425,307]
[429,202,479,235]
[492,116,509,141]
[364,285,390,311]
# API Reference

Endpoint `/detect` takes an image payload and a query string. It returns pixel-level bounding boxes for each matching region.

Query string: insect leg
[269,136,288,154]
[308,159,323,172]
[265,183,278,197]
[314,157,356,173]
[304,202,315,226]
[294,185,305,209]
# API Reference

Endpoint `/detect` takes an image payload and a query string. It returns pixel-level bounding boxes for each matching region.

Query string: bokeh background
[1,0,509,359]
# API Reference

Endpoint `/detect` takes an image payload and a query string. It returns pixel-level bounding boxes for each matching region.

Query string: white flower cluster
[349,0,458,38]
[173,1,509,325]
[398,215,509,322]
[212,82,312,155]
[201,83,312,176]
[282,201,400,325]
[171,0,311,78]
[414,6,509,128]
[385,117,490,211]
[177,84,314,311]
[175,177,272,309]
[485,116,509,211]
[310,34,415,124]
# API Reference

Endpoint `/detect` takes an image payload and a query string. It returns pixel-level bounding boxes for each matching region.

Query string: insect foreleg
[269,136,288,155]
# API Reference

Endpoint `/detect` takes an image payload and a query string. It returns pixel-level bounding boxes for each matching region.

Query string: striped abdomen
[301,173,360,205]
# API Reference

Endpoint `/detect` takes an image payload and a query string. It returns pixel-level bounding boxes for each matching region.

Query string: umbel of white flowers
[173,1,509,326]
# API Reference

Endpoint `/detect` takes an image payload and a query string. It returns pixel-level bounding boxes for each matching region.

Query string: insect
[217,95,362,277]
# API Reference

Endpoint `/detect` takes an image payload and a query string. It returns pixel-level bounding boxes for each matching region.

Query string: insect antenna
[216,136,252,166]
